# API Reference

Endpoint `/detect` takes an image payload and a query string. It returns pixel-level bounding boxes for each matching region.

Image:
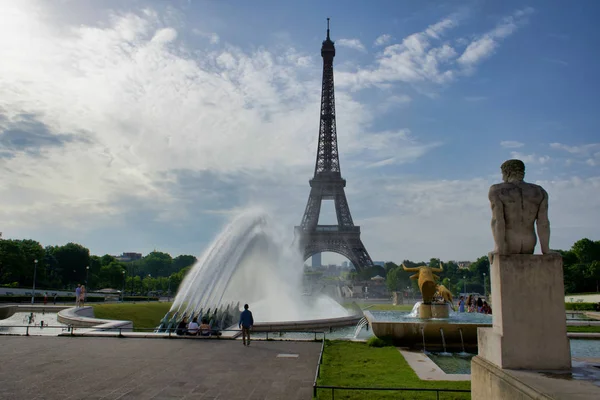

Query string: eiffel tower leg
[334,191,354,227]
[300,188,322,230]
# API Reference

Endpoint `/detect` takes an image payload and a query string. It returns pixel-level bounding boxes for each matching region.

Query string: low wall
[252,315,362,332]
[564,294,600,303]
[57,306,133,331]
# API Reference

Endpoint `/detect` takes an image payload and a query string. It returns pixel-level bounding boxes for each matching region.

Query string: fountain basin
[252,315,363,332]
[364,310,492,350]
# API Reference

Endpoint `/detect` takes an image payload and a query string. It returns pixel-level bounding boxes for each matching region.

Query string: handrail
[312,338,326,397]
[0,325,330,338]
[313,385,471,399]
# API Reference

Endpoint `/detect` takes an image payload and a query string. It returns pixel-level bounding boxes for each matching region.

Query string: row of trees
[351,238,600,296]
[559,238,600,294]
[0,239,197,292]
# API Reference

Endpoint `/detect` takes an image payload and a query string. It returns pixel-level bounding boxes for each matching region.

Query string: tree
[98,262,126,289]
[585,261,600,293]
[50,243,91,286]
[571,238,600,264]
[386,266,410,292]
[140,251,173,277]
[173,255,197,272]
[0,240,26,284]
[384,262,398,275]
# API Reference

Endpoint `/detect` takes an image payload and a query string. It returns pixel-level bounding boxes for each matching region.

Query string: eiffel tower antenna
[293,20,374,272]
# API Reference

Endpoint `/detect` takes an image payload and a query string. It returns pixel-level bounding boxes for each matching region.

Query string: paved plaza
[0,337,321,400]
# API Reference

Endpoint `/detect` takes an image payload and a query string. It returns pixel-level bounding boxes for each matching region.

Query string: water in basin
[0,312,67,336]
[369,310,492,324]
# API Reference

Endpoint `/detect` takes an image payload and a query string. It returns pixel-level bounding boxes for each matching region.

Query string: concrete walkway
[0,337,320,400]
[398,349,470,381]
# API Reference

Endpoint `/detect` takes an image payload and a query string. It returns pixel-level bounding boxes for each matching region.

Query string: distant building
[342,261,348,268]
[312,253,322,268]
[374,261,386,267]
[457,261,472,269]
[115,252,143,262]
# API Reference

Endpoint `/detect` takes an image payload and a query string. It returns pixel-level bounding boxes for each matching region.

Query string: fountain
[364,261,491,350]
[158,209,360,333]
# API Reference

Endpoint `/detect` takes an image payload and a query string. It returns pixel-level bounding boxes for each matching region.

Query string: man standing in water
[239,304,254,346]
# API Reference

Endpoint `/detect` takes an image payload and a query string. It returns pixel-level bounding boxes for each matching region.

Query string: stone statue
[489,159,551,256]
[402,262,443,304]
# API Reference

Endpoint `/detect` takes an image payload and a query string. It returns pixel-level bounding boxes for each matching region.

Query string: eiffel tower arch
[293,20,374,272]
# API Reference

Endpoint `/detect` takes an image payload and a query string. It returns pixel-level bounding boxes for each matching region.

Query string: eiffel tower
[294,19,374,272]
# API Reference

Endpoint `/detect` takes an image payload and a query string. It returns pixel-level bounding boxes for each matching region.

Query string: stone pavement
[0,337,321,400]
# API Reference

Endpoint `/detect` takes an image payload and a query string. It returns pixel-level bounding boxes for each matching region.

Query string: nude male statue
[489,159,551,256]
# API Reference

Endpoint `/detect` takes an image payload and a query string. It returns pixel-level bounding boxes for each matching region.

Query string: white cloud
[457,7,534,67]
[510,152,550,165]
[192,28,220,44]
[550,142,600,167]
[1,2,596,264]
[336,38,366,52]
[550,142,600,155]
[500,140,524,148]
[337,8,532,91]
[0,3,439,238]
[353,174,600,261]
[374,34,392,46]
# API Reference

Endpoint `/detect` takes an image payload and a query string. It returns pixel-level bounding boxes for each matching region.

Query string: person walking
[75,284,81,307]
[239,304,254,346]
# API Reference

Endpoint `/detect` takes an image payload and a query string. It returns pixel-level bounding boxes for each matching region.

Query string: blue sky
[0,0,598,264]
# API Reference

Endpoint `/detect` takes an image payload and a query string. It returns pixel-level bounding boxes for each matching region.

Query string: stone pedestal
[472,355,600,400]
[477,253,570,370]
[418,303,449,319]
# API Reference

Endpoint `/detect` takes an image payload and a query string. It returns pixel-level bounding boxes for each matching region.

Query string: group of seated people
[175,317,221,337]
[458,295,492,314]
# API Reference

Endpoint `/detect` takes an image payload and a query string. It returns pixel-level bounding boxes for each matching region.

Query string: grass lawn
[567,325,600,333]
[92,302,172,331]
[316,341,470,399]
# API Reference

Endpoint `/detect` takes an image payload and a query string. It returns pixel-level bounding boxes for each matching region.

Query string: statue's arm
[489,187,507,254]
[536,188,551,254]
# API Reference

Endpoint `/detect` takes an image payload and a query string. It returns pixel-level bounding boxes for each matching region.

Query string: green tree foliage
[98,262,127,289]
[562,239,600,294]
[571,238,600,264]
[173,255,197,271]
[1,238,195,292]
[48,243,91,286]
[139,251,173,277]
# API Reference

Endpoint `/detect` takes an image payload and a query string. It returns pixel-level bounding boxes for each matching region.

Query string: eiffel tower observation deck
[294,19,374,272]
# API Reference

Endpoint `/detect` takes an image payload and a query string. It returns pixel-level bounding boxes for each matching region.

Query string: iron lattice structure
[294,20,374,272]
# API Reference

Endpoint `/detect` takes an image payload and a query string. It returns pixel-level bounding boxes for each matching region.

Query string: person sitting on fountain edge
[187,317,200,336]
[239,304,254,346]
[200,318,212,337]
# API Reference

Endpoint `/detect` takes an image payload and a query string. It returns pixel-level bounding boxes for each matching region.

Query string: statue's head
[501,159,525,183]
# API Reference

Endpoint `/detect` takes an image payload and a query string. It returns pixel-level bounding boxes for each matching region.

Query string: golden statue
[402,262,443,304]
[402,262,453,317]
[435,284,455,311]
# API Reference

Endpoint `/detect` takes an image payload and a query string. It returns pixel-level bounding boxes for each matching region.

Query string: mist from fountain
[167,208,350,324]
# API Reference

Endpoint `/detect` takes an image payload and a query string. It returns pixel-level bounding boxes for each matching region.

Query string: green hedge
[122,296,160,302]
[565,302,597,311]
[0,295,105,303]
